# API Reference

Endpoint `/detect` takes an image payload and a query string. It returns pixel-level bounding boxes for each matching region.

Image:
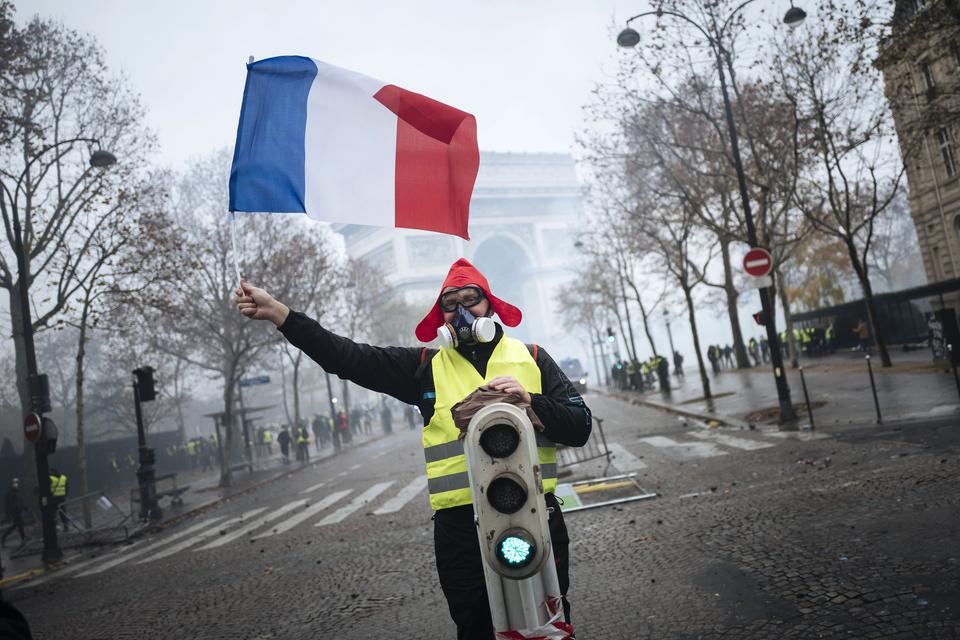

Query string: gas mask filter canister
[437,306,496,349]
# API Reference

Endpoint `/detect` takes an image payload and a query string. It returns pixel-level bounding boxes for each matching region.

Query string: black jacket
[279,311,592,447]
[5,486,23,519]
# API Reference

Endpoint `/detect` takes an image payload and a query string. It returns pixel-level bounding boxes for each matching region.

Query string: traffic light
[133,366,156,402]
[752,311,766,326]
[606,327,615,343]
[464,403,554,580]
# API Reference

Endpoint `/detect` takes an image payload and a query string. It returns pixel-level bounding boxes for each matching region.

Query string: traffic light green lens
[479,424,520,458]
[497,534,535,567]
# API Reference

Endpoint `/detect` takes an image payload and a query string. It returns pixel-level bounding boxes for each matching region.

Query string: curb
[599,388,759,430]
[131,430,396,538]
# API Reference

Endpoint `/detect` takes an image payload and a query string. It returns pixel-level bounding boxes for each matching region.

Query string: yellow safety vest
[263,430,273,444]
[424,335,557,511]
[50,474,67,497]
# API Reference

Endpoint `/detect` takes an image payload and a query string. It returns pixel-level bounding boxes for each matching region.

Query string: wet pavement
[3,393,958,639]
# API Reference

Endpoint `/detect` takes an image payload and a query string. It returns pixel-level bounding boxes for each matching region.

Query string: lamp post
[617,2,805,424]
[663,308,676,358]
[0,138,116,562]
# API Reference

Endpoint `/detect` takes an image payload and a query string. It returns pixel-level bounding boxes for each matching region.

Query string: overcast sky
[17,0,651,169]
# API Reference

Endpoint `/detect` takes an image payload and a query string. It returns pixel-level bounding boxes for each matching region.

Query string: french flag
[229,56,479,240]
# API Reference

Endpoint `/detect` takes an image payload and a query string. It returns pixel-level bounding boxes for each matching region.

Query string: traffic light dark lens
[487,476,527,513]
[479,424,520,458]
[496,532,535,568]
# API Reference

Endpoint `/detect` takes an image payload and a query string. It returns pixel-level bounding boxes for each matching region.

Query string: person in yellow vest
[49,467,69,532]
[236,258,592,638]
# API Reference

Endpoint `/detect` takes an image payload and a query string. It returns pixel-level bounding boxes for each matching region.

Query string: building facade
[334,151,588,364]
[877,0,960,300]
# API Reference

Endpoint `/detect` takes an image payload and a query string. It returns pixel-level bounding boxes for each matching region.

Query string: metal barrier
[59,491,134,545]
[555,416,612,473]
[130,472,190,518]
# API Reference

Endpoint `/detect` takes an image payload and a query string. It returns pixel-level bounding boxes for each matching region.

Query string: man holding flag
[235,258,590,638]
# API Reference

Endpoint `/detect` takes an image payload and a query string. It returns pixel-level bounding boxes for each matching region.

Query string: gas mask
[437,305,496,349]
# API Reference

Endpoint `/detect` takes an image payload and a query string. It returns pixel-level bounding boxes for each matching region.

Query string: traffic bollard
[949,344,960,402]
[866,354,882,424]
[799,366,815,430]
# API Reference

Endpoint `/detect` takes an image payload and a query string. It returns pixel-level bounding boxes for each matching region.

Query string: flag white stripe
[136,508,266,563]
[252,489,351,539]
[316,481,395,526]
[303,59,394,227]
[197,501,307,550]
[76,517,226,576]
[373,476,427,514]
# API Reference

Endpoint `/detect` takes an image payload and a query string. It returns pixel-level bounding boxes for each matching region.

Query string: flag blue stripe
[229,56,317,213]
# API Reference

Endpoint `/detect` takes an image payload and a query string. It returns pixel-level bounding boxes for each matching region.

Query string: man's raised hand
[234,279,290,327]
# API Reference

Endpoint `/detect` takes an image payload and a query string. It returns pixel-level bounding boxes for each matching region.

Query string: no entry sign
[743,248,773,278]
[24,412,41,443]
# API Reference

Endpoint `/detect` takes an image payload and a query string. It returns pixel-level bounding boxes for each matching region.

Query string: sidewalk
[618,348,960,429]
[0,426,394,589]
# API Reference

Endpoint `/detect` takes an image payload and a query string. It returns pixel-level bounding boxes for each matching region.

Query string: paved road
[6,394,959,639]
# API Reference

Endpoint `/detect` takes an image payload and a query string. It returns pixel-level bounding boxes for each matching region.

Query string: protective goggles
[439,286,485,312]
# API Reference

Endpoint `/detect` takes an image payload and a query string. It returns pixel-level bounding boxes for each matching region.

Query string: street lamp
[663,308,676,358]
[0,137,118,562]
[617,2,805,424]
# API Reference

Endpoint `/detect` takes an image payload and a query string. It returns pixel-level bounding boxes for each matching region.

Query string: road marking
[761,431,830,441]
[373,476,427,514]
[316,481,395,526]
[689,431,775,451]
[197,501,307,550]
[15,542,145,588]
[639,436,727,458]
[76,517,226,576]
[607,442,647,472]
[300,481,327,494]
[349,463,362,470]
[136,508,266,563]
[334,470,347,478]
[252,490,352,539]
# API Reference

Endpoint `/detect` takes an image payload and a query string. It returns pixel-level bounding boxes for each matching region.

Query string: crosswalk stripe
[136,508,266,564]
[252,489,352,539]
[300,481,326,494]
[607,443,647,472]
[76,517,226,577]
[762,431,830,441]
[197,500,307,550]
[316,481,395,526]
[15,541,145,588]
[639,435,728,458]
[689,431,775,450]
[349,463,362,470]
[373,476,427,515]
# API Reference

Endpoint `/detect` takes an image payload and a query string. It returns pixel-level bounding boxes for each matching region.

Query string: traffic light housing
[752,311,766,326]
[606,327,615,343]
[133,366,156,402]
[463,403,552,580]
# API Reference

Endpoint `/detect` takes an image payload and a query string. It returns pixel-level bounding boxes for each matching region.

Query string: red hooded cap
[415,258,522,343]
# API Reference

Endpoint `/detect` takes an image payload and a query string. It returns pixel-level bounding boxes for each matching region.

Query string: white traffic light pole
[463,403,564,633]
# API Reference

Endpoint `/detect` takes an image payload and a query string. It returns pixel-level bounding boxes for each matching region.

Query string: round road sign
[743,248,773,278]
[24,412,42,443]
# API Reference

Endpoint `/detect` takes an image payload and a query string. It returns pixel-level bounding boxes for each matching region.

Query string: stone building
[334,151,589,367]
[877,0,960,302]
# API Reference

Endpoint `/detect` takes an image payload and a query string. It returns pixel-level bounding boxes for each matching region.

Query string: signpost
[24,412,42,443]
[743,247,773,278]
[239,375,271,388]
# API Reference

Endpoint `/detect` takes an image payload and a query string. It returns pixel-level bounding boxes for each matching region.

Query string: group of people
[610,353,676,392]
[2,468,70,549]
[777,323,840,358]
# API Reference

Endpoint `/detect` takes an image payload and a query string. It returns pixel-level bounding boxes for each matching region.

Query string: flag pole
[230,210,243,290]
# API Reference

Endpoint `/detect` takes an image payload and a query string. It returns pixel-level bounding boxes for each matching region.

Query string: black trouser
[433,493,570,640]
[2,514,25,545]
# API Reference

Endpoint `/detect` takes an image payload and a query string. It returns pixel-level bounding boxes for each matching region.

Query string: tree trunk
[220,376,235,487]
[774,267,800,369]
[279,347,292,426]
[683,283,712,400]
[846,241,892,367]
[341,379,351,418]
[75,307,92,528]
[8,285,31,417]
[173,358,187,444]
[618,274,640,362]
[292,357,301,430]
[720,239,750,368]
[625,279,658,356]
